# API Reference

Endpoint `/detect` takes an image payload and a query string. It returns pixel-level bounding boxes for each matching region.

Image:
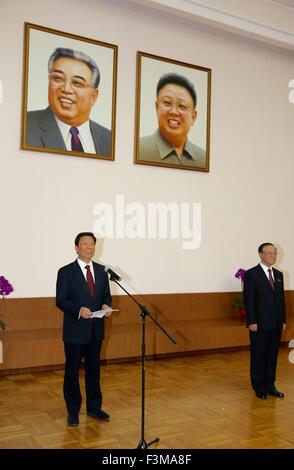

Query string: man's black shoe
[67,414,79,426]
[87,409,110,420]
[267,389,284,398]
[255,392,267,399]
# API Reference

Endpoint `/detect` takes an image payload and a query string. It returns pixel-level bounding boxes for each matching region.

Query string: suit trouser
[249,328,282,394]
[63,329,103,416]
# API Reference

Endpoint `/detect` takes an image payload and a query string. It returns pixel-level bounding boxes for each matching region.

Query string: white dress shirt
[77,258,95,282]
[260,262,275,281]
[77,258,95,319]
[55,117,96,154]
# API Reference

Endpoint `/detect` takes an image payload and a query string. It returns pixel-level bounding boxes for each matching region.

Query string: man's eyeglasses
[49,72,94,91]
[263,252,278,256]
[157,99,194,115]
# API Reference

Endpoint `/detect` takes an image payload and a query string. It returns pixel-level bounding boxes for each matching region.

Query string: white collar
[55,116,91,144]
[260,262,274,274]
[77,258,93,270]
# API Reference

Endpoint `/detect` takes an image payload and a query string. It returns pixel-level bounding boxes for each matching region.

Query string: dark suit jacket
[244,264,286,331]
[26,107,112,156]
[56,260,112,344]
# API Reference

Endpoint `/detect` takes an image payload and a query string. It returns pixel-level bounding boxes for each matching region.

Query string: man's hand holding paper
[90,306,119,318]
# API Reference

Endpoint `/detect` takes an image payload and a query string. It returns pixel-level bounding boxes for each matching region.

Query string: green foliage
[233,297,244,308]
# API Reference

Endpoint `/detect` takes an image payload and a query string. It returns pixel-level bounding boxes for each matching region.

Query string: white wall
[1,0,294,297]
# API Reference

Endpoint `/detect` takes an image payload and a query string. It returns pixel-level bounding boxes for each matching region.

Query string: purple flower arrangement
[0,276,14,297]
[0,276,13,330]
[234,268,246,282]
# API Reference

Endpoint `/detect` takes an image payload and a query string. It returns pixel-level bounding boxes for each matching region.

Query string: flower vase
[239,306,246,321]
[0,296,7,330]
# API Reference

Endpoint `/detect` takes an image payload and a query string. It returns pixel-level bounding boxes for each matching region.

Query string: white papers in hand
[90,308,119,318]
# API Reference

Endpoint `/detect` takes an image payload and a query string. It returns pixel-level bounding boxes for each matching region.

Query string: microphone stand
[108,273,176,449]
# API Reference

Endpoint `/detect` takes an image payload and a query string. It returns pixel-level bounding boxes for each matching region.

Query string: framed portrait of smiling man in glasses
[21,23,117,160]
[134,52,211,172]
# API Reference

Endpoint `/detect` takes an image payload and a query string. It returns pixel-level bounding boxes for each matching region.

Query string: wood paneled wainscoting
[0,292,293,374]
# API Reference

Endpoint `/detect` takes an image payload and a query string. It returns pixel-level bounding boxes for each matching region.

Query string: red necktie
[85,265,95,299]
[70,127,84,152]
[268,268,275,290]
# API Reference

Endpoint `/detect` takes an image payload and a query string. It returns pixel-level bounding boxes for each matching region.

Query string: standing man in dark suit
[244,243,286,400]
[26,48,111,156]
[56,232,112,426]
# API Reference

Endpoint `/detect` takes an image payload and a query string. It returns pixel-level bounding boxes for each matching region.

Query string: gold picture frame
[21,22,117,160]
[134,51,211,172]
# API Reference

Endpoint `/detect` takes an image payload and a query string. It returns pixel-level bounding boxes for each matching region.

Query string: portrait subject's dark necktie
[70,127,84,152]
[268,268,275,290]
[85,265,95,299]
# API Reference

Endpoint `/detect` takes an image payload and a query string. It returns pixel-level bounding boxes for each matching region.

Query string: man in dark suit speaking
[56,232,112,426]
[244,243,286,400]
[26,48,111,156]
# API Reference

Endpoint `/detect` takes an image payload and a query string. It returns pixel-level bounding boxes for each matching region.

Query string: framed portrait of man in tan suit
[134,51,211,172]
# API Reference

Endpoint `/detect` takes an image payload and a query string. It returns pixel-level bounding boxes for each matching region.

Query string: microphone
[104,265,122,281]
